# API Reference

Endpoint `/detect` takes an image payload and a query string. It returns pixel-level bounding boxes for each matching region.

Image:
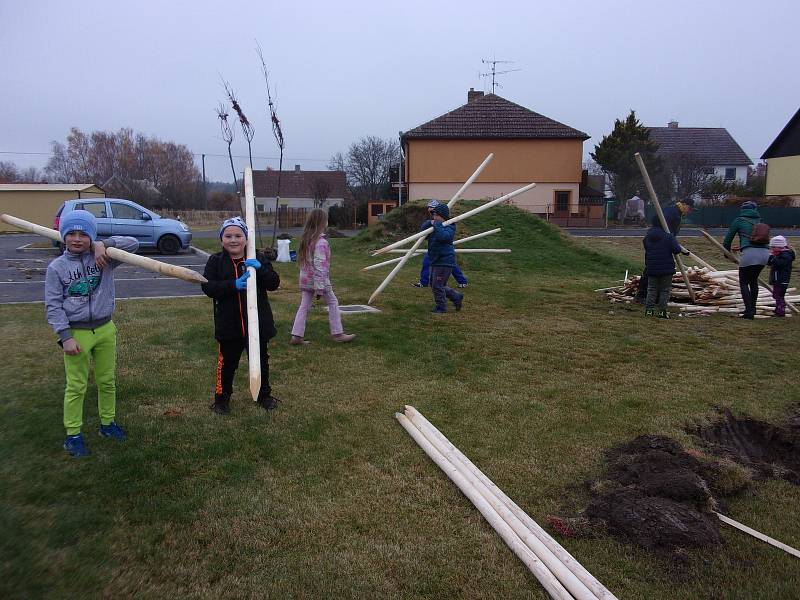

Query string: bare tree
[215,103,238,195]
[223,79,255,169]
[0,161,20,182]
[662,152,708,201]
[330,136,400,204]
[256,42,285,249]
[310,176,332,208]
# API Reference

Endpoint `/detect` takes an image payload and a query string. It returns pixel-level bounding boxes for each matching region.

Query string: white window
[724,168,736,181]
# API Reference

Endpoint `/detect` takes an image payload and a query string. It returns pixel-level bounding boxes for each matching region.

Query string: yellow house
[0,184,105,232]
[401,89,589,218]
[762,107,800,201]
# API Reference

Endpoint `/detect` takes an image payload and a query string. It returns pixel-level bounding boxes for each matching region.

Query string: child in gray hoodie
[45,209,138,457]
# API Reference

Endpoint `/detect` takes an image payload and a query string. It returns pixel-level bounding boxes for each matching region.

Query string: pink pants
[291,288,343,337]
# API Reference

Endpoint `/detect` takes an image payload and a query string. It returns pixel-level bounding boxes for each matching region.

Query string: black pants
[739,265,764,317]
[216,338,271,400]
[636,268,649,299]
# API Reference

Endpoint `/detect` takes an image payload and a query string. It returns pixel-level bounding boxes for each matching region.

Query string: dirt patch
[690,406,800,485]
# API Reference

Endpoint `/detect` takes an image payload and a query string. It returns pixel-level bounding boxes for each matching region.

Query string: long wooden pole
[367,235,426,304]
[0,213,207,284]
[446,153,494,208]
[699,229,800,315]
[405,406,616,600]
[386,248,511,254]
[243,167,261,401]
[716,512,800,559]
[395,412,574,600]
[633,153,696,303]
[373,182,536,256]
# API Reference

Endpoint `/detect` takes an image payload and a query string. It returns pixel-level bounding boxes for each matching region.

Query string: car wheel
[157,235,181,255]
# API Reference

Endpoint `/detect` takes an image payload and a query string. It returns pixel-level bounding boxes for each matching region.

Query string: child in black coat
[642,215,682,318]
[768,235,796,317]
[201,217,281,414]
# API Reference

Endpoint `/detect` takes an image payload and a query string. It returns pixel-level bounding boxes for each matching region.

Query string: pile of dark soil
[560,407,800,554]
[690,406,800,485]
[583,435,732,551]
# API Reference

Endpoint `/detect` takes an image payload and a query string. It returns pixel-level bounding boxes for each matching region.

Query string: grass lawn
[3,205,799,599]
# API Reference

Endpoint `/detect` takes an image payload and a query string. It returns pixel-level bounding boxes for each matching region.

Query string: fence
[644,206,800,228]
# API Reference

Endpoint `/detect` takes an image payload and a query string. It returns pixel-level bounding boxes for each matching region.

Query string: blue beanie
[219,217,248,239]
[59,209,97,242]
[433,203,450,219]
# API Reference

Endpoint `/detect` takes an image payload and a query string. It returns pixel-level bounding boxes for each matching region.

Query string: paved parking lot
[0,234,208,304]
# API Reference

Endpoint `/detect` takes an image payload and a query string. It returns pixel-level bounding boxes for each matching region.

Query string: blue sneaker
[99,422,127,441]
[431,307,447,314]
[64,433,90,457]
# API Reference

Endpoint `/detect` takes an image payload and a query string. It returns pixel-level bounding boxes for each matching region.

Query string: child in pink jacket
[290,208,356,345]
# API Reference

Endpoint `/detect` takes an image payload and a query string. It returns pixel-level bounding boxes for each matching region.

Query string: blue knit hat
[433,203,450,219]
[427,199,439,209]
[59,209,97,242]
[741,201,758,210]
[219,217,248,239]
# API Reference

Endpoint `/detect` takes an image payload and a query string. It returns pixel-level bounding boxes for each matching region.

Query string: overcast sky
[2,0,798,182]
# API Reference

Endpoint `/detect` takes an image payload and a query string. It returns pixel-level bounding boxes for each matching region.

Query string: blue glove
[235,270,250,290]
[245,258,261,270]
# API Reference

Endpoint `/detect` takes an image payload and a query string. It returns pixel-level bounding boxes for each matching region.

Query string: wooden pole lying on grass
[0,213,207,284]
[404,406,616,600]
[243,167,261,402]
[633,153,696,303]
[716,512,800,559]
[699,229,800,315]
[372,182,537,256]
[395,411,575,600]
[386,248,511,254]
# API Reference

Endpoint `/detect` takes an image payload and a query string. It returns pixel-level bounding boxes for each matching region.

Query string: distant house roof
[762,107,800,159]
[647,125,752,166]
[401,93,589,141]
[0,183,103,192]
[252,169,348,199]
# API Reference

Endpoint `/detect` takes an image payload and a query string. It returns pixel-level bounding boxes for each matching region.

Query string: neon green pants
[63,321,117,435]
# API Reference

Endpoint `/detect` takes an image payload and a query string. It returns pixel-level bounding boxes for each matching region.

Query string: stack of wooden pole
[396,406,617,600]
[601,266,797,318]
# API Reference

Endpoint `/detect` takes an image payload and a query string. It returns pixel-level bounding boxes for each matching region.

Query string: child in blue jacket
[424,203,464,313]
[642,215,682,318]
[768,235,795,317]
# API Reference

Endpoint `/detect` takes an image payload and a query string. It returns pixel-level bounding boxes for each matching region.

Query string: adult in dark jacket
[202,217,281,413]
[635,199,693,302]
[642,215,682,317]
[723,201,770,319]
[767,235,795,317]
[424,203,464,313]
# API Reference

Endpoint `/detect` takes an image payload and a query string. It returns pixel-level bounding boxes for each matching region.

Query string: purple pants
[773,283,788,317]
[291,289,344,337]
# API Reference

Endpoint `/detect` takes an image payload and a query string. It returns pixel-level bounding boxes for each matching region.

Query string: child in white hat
[767,235,795,317]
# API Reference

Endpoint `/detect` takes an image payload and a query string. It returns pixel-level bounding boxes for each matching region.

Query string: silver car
[54,198,192,254]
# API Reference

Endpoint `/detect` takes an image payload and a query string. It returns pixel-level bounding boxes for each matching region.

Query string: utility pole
[480,58,521,93]
[201,153,207,210]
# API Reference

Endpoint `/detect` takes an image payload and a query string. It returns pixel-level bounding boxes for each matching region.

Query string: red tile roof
[252,169,348,198]
[401,93,589,140]
[647,127,752,166]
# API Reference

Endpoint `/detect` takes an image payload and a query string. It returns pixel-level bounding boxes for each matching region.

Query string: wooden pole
[405,406,617,600]
[446,153,494,208]
[243,168,261,401]
[699,229,800,315]
[373,182,536,256]
[395,412,574,600]
[0,213,207,284]
[716,512,800,559]
[367,235,426,304]
[386,248,511,254]
[633,153,696,303]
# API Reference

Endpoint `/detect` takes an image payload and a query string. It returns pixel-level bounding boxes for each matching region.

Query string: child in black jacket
[642,215,682,318]
[201,217,281,414]
[768,235,795,317]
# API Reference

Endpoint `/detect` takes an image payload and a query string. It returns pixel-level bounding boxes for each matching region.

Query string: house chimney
[467,88,484,102]
[294,164,301,172]
[668,121,679,128]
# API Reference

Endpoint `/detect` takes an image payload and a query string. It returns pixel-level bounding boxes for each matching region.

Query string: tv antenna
[480,58,521,93]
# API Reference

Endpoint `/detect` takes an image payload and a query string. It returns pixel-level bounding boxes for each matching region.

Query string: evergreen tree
[591,110,663,210]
